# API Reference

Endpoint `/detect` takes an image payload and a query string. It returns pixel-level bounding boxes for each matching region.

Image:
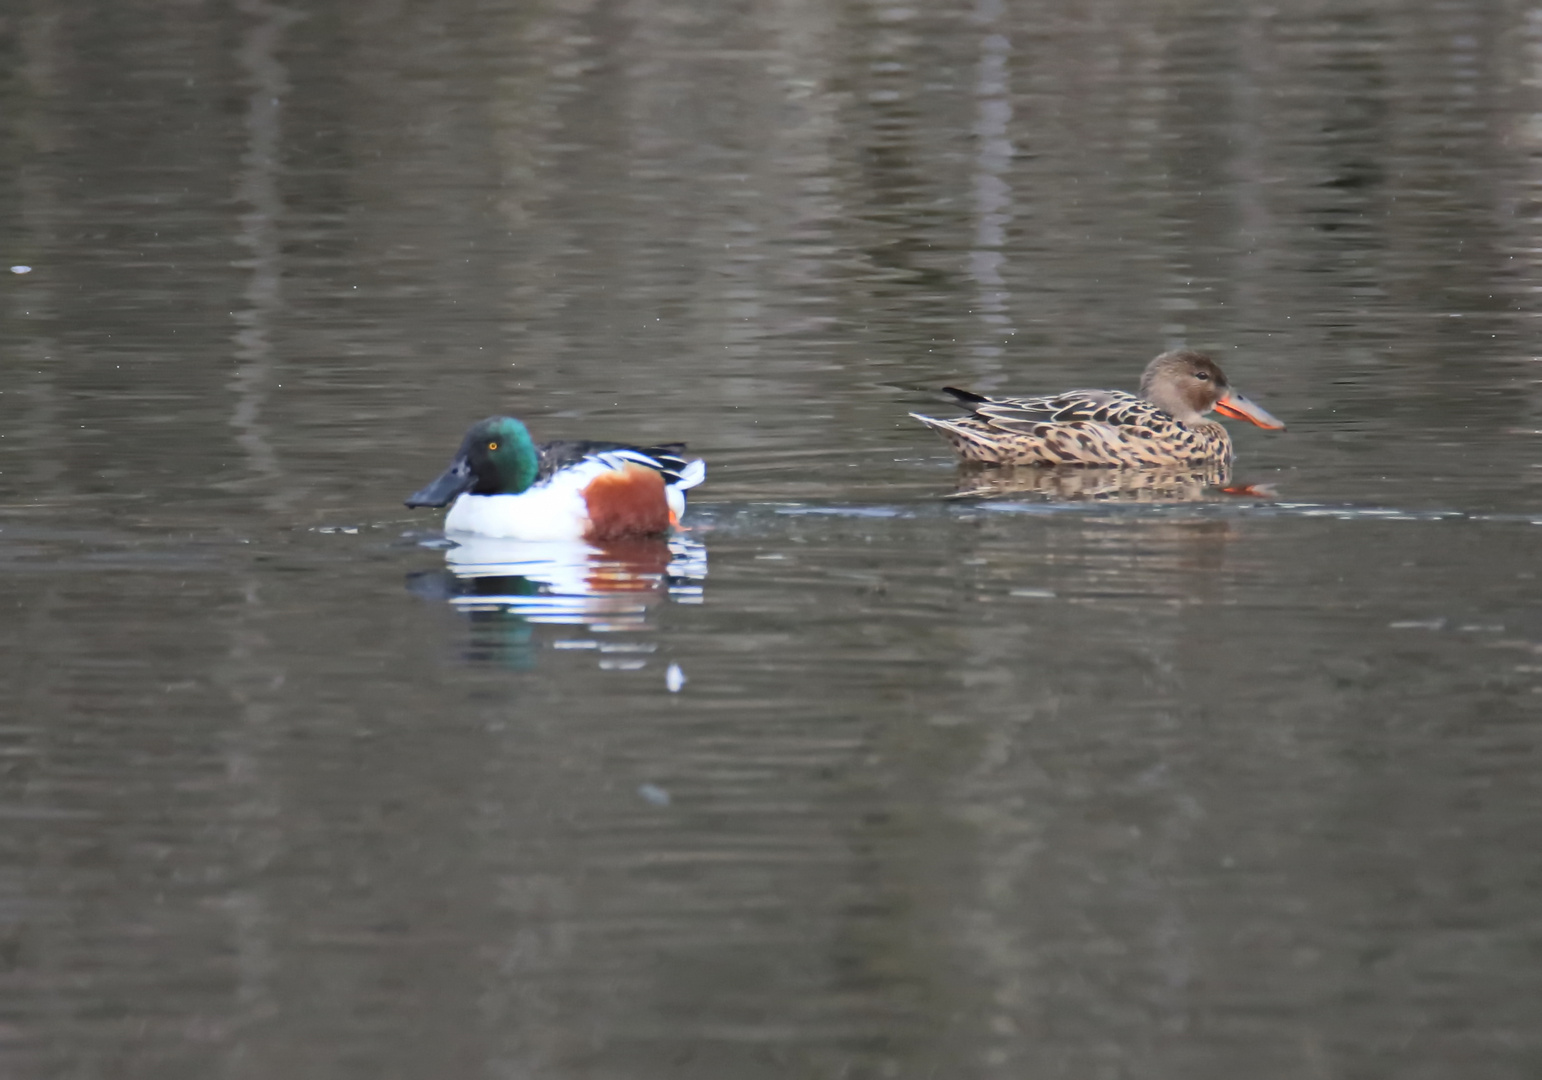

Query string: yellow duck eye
[488,442,499,450]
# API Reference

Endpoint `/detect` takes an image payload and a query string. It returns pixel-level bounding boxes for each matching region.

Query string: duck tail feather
[911,412,1003,453]
[671,458,706,491]
[941,386,991,406]
[911,411,974,435]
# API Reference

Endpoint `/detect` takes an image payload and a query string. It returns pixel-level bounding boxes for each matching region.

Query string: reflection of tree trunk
[969,0,1016,386]
[221,2,302,1068]
[230,0,302,509]
[1222,10,1274,348]
[1510,15,1542,424]
[13,10,66,494]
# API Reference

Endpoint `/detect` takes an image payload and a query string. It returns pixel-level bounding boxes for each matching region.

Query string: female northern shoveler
[405,416,705,541]
[911,349,1284,467]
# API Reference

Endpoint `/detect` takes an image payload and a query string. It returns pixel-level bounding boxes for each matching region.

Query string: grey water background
[2,0,1541,1077]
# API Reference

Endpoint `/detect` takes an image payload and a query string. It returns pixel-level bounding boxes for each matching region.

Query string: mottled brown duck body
[911,349,1284,468]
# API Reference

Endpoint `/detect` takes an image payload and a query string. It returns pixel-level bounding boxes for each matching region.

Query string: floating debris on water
[638,783,671,806]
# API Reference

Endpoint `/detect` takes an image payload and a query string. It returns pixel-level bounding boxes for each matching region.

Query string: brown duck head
[1139,350,1286,430]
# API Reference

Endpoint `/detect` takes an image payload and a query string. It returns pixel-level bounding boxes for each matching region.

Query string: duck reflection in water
[407,535,707,668]
[948,462,1234,502]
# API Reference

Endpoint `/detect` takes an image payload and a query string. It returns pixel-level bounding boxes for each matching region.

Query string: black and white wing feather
[536,440,704,489]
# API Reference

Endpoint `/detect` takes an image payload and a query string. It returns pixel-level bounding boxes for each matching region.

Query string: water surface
[1,1,1540,1077]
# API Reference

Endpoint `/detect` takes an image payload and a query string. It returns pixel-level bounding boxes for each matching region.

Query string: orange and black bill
[1214,392,1286,430]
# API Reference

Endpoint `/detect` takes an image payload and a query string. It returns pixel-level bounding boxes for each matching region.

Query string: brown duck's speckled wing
[914,387,1230,467]
[947,387,1164,430]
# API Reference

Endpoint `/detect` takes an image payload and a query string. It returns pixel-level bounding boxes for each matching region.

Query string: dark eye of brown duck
[1193,370,1210,381]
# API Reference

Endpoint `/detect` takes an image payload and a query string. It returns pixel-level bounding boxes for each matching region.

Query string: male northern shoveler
[911,349,1285,467]
[405,416,705,541]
